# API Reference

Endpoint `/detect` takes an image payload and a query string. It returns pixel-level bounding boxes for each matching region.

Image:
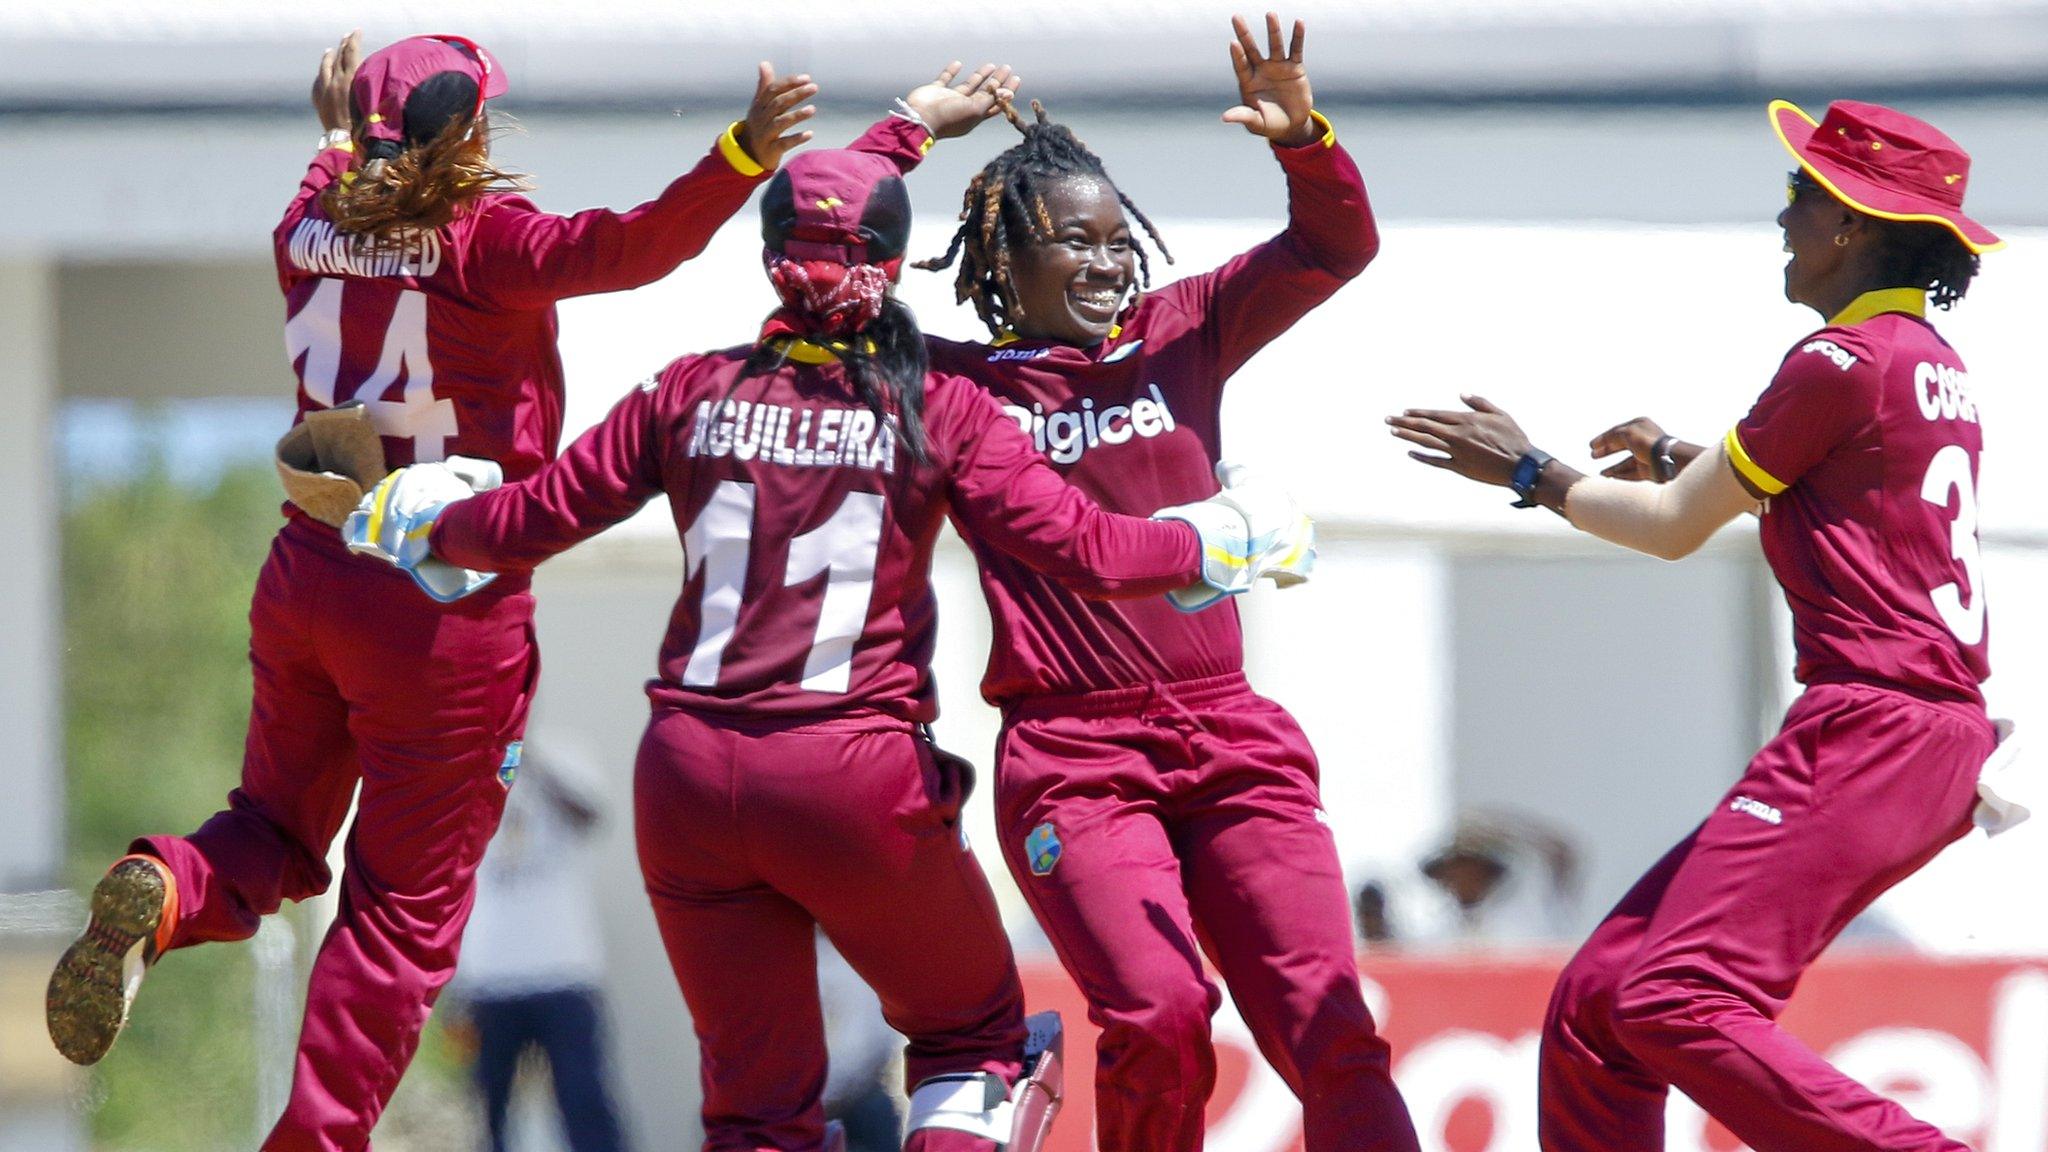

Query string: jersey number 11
[681,480,886,695]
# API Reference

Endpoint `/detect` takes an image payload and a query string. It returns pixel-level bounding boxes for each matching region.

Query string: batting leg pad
[904,1011,1065,1152]
[1009,1011,1065,1152]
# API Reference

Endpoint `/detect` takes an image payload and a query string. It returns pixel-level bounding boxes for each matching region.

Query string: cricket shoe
[46,855,178,1065]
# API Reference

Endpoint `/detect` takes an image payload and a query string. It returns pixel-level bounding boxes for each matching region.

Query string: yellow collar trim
[778,336,876,364]
[1829,287,1926,328]
[990,324,1120,348]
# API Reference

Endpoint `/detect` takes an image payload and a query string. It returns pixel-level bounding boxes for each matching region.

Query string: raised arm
[935,378,1199,597]
[1162,14,1381,382]
[846,62,1022,173]
[278,31,363,252]
[470,66,816,308]
[430,374,672,571]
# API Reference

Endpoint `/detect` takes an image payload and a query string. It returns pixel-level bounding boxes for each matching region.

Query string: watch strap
[1510,449,1555,508]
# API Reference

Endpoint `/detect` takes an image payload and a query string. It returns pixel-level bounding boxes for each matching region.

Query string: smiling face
[1006,176,1139,346]
[1778,169,1857,310]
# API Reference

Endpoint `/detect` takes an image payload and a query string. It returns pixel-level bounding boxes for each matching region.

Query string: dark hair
[738,297,932,467]
[1868,217,1980,310]
[323,77,527,244]
[916,100,1170,336]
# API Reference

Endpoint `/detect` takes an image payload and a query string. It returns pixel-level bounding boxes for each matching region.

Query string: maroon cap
[351,34,509,147]
[760,149,911,266]
[1770,99,2000,254]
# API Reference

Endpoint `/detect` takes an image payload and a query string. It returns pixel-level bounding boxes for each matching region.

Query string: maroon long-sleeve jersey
[274,131,767,509]
[432,346,1200,722]
[1727,289,1990,704]
[856,114,1379,705]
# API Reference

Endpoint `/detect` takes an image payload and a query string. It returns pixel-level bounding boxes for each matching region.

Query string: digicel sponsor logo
[1002,385,1177,466]
[1020,958,2048,1152]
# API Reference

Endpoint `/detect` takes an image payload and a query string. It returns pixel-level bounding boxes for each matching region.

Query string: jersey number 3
[1920,443,1985,646]
[681,480,886,694]
[283,278,457,461]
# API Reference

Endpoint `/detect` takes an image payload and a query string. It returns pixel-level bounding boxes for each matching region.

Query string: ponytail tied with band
[763,252,897,341]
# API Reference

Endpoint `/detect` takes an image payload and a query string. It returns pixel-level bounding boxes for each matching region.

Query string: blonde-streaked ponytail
[321,115,529,246]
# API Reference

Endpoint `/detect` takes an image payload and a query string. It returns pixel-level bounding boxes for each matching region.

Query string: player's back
[1750,310,1989,701]
[640,350,968,723]
[276,175,568,487]
[429,341,1198,724]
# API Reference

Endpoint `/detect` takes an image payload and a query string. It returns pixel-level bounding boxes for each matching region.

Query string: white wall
[0,261,62,891]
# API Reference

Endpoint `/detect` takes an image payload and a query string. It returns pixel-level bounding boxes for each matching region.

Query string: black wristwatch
[1509,449,1554,508]
[1651,435,1679,483]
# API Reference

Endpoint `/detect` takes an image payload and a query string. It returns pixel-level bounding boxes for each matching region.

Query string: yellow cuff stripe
[1310,109,1335,148]
[1724,428,1788,496]
[329,139,354,154]
[918,134,935,155]
[718,122,767,178]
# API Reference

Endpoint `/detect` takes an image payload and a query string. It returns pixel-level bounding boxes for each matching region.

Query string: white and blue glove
[342,457,501,603]
[1152,461,1317,612]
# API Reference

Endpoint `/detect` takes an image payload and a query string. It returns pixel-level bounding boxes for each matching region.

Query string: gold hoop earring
[1833,234,1849,247]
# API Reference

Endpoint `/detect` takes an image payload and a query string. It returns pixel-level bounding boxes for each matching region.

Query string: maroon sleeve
[466,136,767,310]
[274,147,353,282]
[293,147,353,212]
[431,372,671,570]
[1729,332,1882,495]
[1154,119,1380,387]
[932,375,1199,597]
[845,115,934,174]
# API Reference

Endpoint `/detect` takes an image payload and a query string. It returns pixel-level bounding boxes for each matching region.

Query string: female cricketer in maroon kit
[857,14,1422,1152]
[1390,99,2003,1152]
[46,30,813,1151]
[345,146,1306,1152]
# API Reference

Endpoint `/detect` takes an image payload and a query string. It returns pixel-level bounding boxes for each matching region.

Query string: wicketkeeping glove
[342,462,497,603]
[1152,461,1317,612]
[1208,462,1316,588]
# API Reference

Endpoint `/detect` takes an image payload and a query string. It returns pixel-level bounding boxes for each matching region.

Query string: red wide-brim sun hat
[1770,99,2002,254]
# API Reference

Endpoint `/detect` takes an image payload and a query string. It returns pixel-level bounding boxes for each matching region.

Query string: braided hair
[916,100,1171,337]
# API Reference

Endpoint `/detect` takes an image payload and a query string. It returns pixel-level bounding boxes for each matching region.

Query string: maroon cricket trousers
[137,519,537,1151]
[1540,680,1994,1152]
[993,671,1421,1152]
[634,704,1028,1152]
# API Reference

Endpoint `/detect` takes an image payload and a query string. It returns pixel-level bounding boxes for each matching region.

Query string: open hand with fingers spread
[311,29,363,133]
[1224,11,1317,147]
[1387,394,1539,488]
[903,61,1022,140]
[739,64,818,170]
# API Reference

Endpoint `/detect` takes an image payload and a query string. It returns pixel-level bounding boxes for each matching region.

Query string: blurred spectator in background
[1354,881,1395,946]
[1355,812,1581,948]
[1418,813,1580,944]
[451,742,631,1152]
